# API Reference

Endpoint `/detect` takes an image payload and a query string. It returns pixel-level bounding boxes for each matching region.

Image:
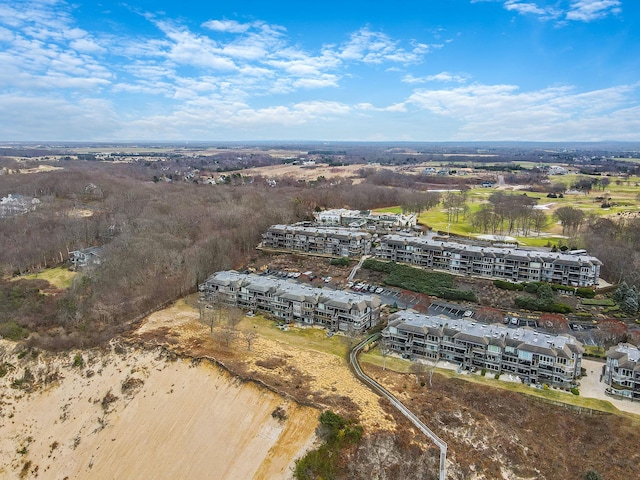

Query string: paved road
[349,334,448,480]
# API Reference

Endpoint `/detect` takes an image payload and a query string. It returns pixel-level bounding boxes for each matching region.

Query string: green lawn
[374,174,640,245]
[231,312,352,359]
[15,266,77,289]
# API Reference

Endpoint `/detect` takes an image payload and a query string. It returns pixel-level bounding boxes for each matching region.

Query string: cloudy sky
[0,0,638,142]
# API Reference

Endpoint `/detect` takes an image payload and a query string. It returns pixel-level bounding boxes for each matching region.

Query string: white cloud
[0,94,120,140]
[405,82,640,140]
[478,0,621,22]
[202,19,251,33]
[338,28,428,64]
[566,0,622,22]
[403,72,469,84]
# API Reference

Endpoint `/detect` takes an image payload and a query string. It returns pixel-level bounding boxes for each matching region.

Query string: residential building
[604,343,640,400]
[376,235,602,287]
[199,270,381,332]
[261,224,372,257]
[383,310,583,387]
[69,246,102,269]
[0,194,40,217]
[313,209,417,230]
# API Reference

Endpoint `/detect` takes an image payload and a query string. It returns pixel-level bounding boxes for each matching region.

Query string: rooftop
[388,310,582,354]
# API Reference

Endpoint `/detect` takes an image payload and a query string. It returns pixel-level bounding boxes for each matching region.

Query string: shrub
[584,470,603,480]
[0,321,29,341]
[494,280,524,291]
[362,259,394,273]
[576,287,596,299]
[494,373,500,380]
[72,353,84,368]
[330,257,351,266]
[481,368,487,376]
[571,387,580,396]
[524,282,542,294]
[294,411,363,480]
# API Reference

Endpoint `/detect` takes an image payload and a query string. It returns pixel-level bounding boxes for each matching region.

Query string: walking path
[347,254,369,282]
[350,334,448,480]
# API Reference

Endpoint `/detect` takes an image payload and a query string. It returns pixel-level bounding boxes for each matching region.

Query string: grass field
[14,266,77,289]
[375,173,640,246]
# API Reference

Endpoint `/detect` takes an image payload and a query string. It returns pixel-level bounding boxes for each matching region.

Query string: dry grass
[14,266,77,289]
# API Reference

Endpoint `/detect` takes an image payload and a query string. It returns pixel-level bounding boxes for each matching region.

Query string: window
[518,350,533,361]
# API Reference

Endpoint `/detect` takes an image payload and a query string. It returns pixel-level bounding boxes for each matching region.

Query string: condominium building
[383,310,584,387]
[376,235,601,287]
[261,224,372,257]
[199,270,381,332]
[604,343,640,400]
[313,209,417,230]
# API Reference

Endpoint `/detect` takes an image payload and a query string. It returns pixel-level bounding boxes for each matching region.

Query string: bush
[330,257,351,266]
[0,321,29,341]
[362,259,394,273]
[493,280,524,291]
[576,287,596,299]
[295,411,363,480]
[481,368,487,376]
[571,387,580,396]
[524,282,542,294]
[435,287,477,302]
[584,470,603,480]
[494,373,500,380]
[72,353,84,368]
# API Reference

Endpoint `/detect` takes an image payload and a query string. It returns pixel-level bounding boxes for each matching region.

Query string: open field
[12,266,77,289]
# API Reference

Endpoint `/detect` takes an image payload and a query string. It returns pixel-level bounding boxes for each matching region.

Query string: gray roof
[203,271,380,308]
[380,234,602,266]
[387,310,583,355]
[607,344,640,364]
[266,224,371,240]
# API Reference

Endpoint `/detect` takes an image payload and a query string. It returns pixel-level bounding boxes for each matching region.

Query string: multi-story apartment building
[604,343,640,400]
[261,224,372,257]
[314,209,417,230]
[376,235,602,287]
[199,270,381,332]
[383,310,584,387]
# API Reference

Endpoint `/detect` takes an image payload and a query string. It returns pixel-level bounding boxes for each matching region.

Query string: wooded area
[2,157,640,348]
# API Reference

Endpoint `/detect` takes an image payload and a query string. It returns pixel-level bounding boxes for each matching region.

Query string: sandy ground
[0,339,318,479]
[138,301,395,432]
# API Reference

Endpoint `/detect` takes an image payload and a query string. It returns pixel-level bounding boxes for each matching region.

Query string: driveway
[580,358,640,415]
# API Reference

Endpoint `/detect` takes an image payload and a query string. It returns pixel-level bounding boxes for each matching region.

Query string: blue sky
[0,0,638,142]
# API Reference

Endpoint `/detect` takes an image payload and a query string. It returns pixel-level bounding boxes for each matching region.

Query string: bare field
[137,299,395,432]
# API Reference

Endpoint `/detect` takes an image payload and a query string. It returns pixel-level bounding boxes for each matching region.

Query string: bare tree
[379,337,390,370]
[243,329,258,351]
[428,354,440,388]
[409,361,427,385]
[227,307,243,331]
